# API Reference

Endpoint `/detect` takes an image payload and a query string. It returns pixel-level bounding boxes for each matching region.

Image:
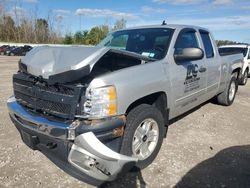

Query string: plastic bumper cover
[69,132,137,181]
[7,97,137,183]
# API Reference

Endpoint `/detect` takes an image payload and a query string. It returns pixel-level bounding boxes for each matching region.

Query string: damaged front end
[20,46,155,84]
[7,97,137,185]
[7,46,155,185]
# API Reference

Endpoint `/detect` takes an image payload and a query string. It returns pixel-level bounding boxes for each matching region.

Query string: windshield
[97,28,174,60]
[219,47,248,57]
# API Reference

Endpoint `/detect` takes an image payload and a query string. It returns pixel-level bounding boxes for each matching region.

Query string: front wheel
[217,75,237,106]
[120,104,167,169]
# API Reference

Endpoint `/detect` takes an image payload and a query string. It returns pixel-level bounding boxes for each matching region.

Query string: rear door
[170,28,207,117]
[199,30,220,98]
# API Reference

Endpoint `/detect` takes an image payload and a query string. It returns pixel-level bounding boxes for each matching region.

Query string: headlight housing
[83,86,117,119]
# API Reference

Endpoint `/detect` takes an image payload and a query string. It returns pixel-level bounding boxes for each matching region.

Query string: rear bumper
[7,97,137,186]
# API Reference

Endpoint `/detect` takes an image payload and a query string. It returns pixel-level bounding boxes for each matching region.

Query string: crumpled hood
[21,46,110,79]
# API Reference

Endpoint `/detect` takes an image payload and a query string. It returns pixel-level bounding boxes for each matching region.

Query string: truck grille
[13,73,85,119]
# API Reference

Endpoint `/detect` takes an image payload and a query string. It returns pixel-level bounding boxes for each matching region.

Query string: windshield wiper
[109,48,157,62]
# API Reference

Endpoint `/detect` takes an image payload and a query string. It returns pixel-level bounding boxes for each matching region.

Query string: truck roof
[118,24,210,32]
[219,44,249,49]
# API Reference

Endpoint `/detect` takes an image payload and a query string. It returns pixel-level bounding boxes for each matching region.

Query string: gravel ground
[0,56,250,188]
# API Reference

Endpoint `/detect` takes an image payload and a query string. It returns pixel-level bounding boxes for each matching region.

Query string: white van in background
[219,45,250,85]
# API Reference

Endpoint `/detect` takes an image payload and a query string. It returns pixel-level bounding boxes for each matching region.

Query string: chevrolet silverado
[7,24,243,186]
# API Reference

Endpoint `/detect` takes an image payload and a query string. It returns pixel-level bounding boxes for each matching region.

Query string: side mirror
[174,48,204,62]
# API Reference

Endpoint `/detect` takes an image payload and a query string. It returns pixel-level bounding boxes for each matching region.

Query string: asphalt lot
[0,56,250,188]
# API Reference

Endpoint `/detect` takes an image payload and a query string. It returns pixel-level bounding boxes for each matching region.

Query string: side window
[154,36,169,47]
[110,34,128,49]
[248,49,250,59]
[200,31,214,58]
[175,30,199,49]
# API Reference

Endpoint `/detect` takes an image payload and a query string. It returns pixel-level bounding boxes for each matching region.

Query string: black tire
[239,70,248,85]
[120,104,167,169]
[217,75,237,106]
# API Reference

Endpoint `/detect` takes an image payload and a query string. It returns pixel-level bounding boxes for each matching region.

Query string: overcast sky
[6,0,250,43]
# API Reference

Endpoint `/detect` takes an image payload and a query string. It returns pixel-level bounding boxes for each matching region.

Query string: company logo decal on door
[184,64,201,93]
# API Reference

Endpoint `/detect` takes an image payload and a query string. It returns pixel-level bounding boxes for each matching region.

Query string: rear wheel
[120,104,166,169]
[217,75,237,106]
[240,70,248,85]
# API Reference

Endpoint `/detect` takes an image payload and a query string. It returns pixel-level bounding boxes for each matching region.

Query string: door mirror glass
[174,47,204,62]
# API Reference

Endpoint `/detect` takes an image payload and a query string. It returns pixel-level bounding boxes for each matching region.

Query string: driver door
[170,28,207,117]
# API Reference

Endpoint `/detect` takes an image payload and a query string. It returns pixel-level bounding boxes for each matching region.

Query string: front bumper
[7,97,137,185]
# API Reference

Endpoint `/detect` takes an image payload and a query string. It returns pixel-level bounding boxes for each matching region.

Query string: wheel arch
[125,92,169,126]
[232,67,242,81]
[245,67,249,74]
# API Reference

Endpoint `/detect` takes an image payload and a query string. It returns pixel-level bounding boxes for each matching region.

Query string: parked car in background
[7,45,32,56]
[4,46,16,55]
[219,45,250,85]
[0,45,10,55]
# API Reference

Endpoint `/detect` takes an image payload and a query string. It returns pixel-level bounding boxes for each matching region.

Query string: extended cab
[219,44,250,85]
[7,24,243,186]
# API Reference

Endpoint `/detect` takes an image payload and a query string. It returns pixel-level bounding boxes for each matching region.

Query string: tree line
[0,16,61,44]
[0,14,246,46]
[0,14,126,45]
[0,3,126,46]
[216,40,248,47]
[63,19,126,45]
[0,1,247,46]
[0,0,127,45]
[0,0,62,44]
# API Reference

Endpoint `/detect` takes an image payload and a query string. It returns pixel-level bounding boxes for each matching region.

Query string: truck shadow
[99,168,146,188]
[175,145,250,188]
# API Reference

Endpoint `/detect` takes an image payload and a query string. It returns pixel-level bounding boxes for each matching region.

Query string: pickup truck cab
[7,24,243,186]
[219,44,250,85]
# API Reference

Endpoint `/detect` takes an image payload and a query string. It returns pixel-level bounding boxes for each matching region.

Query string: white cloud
[241,5,250,10]
[56,15,64,22]
[23,0,38,3]
[213,0,233,5]
[75,8,138,20]
[128,15,250,31]
[152,0,234,5]
[168,15,250,31]
[152,0,206,5]
[53,9,71,22]
[141,6,166,13]
[53,9,71,15]
[13,6,25,13]
[7,6,26,17]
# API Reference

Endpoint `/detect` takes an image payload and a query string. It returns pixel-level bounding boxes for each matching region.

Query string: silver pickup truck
[7,24,243,186]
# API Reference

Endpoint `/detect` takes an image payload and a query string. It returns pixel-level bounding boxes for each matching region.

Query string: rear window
[175,31,199,49]
[219,47,248,57]
[200,32,214,58]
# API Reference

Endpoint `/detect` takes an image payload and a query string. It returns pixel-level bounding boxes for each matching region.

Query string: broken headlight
[83,86,117,119]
